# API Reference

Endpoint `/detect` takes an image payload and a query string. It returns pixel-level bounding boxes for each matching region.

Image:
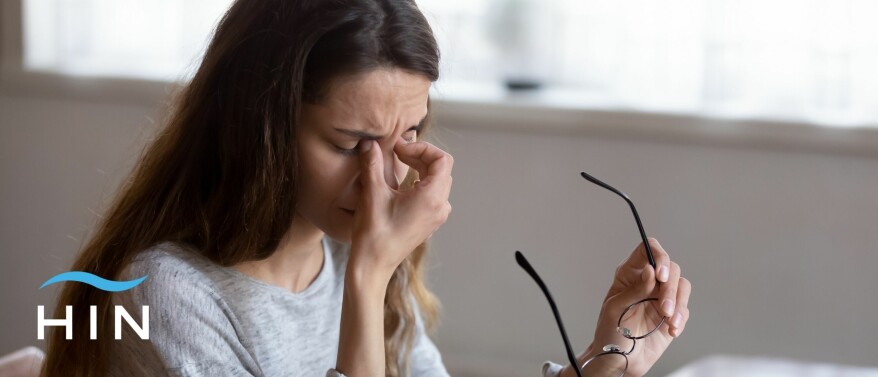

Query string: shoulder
[112,242,261,373]
[114,241,247,336]
[125,241,217,281]
[119,241,225,306]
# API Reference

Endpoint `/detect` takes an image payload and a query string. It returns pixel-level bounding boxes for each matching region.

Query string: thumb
[359,140,387,202]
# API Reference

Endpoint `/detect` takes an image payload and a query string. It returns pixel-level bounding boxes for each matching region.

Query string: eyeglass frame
[514,171,667,377]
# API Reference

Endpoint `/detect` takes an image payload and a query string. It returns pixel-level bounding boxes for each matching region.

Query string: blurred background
[2,1,877,376]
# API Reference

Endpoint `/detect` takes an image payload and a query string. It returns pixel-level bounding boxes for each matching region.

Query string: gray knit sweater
[108,237,562,377]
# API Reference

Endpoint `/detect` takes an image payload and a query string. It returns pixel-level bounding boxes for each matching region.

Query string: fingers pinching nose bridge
[383,153,401,189]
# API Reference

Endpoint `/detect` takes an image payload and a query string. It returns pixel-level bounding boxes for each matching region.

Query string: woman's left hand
[559,238,692,377]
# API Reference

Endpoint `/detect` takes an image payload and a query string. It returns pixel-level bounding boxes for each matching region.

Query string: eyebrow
[333,115,428,140]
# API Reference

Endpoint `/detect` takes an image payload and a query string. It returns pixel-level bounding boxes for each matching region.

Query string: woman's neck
[232,214,326,293]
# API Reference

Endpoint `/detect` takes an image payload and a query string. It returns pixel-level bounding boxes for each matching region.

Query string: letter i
[90,305,97,339]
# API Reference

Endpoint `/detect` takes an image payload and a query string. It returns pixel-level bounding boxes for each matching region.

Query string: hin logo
[37,272,150,340]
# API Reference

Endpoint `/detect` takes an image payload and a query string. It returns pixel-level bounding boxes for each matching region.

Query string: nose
[382,147,400,190]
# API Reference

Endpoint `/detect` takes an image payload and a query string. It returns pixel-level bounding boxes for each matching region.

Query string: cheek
[298,143,358,202]
[305,158,356,195]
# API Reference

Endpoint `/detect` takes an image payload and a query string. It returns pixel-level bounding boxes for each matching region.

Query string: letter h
[37,305,72,340]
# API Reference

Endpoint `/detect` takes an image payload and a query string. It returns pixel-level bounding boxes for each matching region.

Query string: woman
[40,0,691,376]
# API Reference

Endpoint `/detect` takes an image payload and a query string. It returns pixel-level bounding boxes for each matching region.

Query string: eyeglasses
[515,171,667,377]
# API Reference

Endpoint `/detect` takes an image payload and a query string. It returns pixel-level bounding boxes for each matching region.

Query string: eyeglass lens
[618,298,666,340]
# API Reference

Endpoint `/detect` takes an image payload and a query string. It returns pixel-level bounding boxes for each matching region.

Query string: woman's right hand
[349,139,453,279]
[338,139,451,377]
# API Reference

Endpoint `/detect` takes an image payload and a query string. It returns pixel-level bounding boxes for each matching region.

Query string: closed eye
[332,117,425,156]
[333,141,361,156]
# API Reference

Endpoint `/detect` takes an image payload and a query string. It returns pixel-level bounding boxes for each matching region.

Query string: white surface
[666,355,878,377]
[0,346,44,377]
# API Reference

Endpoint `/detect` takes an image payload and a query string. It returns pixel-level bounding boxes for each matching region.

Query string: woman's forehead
[317,69,430,132]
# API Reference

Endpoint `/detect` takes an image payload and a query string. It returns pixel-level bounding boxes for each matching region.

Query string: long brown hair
[41,0,441,376]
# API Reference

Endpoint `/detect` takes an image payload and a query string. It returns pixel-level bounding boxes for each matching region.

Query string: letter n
[114,305,149,340]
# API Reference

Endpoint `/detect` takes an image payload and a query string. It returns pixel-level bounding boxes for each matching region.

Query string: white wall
[2,89,877,377]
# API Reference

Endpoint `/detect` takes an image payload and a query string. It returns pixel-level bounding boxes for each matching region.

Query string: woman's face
[297,68,431,242]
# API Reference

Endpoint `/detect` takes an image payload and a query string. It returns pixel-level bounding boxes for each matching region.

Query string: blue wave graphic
[39,271,148,292]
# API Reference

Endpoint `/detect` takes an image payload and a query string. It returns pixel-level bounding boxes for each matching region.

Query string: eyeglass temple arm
[515,251,584,377]
[580,171,656,269]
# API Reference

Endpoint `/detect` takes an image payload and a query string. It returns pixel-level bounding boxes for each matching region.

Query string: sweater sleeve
[109,250,263,377]
[542,360,565,377]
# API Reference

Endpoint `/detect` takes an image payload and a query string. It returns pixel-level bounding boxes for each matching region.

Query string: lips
[341,208,355,216]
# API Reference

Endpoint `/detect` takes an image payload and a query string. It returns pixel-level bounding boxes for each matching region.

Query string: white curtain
[22,0,878,126]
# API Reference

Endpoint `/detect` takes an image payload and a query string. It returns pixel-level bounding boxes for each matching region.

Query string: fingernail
[672,312,683,327]
[659,264,669,282]
[359,140,373,152]
[662,299,675,317]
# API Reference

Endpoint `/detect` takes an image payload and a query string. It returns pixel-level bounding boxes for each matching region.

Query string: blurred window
[23,0,228,82]
[22,0,878,126]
